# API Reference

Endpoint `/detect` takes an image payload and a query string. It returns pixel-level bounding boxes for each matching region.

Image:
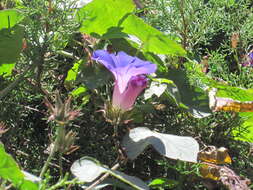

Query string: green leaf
[0,9,24,30]
[0,143,38,190]
[0,25,24,64]
[76,0,135,35]
[168,69,212,118]
[0,63,15,77]
[149,178,178,189]
[65,60,83,81]
[76,0,186,56]
[233,113,253,143]
[122,127,199,162]
[121,14,186,56]
[71,86,87,97]
[0,143,24,184]
[77,65,112,89]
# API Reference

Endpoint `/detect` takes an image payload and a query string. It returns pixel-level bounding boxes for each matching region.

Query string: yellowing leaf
[198,146,231,164]
[199,164,220,180]
[209,88,253,112]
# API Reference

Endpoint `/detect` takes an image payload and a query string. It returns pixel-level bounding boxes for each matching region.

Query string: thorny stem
[85,163,120,190]
[39,126,64,178]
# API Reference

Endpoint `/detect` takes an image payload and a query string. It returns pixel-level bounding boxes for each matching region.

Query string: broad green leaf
[71,86,87,97]
[77,65,112,89]
[76,0,186,56]
[184,62,253,142]
[121,14,186,56]
[122,127,199,162]
[0,63,15,77]
[65,60,83,81]
[0,25,24,64]
[71,157,149,190]
[0,143,38,190]
[168,69,212,118]
[0,143,24,183]
[76,0,135,35]
[185,62,253,102]
[0,9,24,30]
[71,157,107,182]
[233,112,253,142]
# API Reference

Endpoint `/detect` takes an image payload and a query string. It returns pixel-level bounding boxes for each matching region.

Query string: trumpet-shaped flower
[92,50,156,110]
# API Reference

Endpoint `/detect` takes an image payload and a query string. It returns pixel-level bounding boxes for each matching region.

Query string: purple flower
[242,51,253,67]
[92,50,156,110]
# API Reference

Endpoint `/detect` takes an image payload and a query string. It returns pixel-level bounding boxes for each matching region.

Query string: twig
[85,163,120,190]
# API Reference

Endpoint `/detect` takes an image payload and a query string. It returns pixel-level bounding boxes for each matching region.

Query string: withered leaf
[200,163,251,190]
[198,146,231,164]
[209,88,253,112]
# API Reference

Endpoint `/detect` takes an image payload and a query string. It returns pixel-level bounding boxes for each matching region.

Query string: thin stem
[59,152,63,179]
[48,177,79,190]
[85,163,120,190]
[39,126,63,178]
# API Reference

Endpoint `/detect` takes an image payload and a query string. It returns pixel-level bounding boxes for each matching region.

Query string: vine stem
[39,126,64,178]
[85,163,120,190]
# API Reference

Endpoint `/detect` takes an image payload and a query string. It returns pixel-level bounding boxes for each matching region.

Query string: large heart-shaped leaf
[76,0,185,56]
[122,127,199,163]
[0,143,38,190]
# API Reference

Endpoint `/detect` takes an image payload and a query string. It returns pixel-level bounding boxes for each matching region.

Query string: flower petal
[92,50,116,71]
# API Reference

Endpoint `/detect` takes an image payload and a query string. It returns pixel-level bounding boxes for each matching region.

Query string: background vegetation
[0,0,253,189]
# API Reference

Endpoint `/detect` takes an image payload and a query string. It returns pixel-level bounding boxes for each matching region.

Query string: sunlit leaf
[122,127,199,162]
[22,171,41,183]
[149,178,178,189]
[0,63,15,77]
[76,0,185,56]
[76,0,135,35]
[0,143,38,190]
[71,157,149,190]
[199,164,220,181]
[144,81,167,100]
[209,88,253,112]
[233,112,253,142]
[65,60,83,81]
[198,146,231,165]
[0,9,24,30]
[121,14,186,56]
[71,157,107,182]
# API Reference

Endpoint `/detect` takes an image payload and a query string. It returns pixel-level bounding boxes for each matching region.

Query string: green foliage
[76,0,186,56]
[0,9,24,65]
[0,143,38,190]
[0,0,253,189]
[0,9,24,29]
